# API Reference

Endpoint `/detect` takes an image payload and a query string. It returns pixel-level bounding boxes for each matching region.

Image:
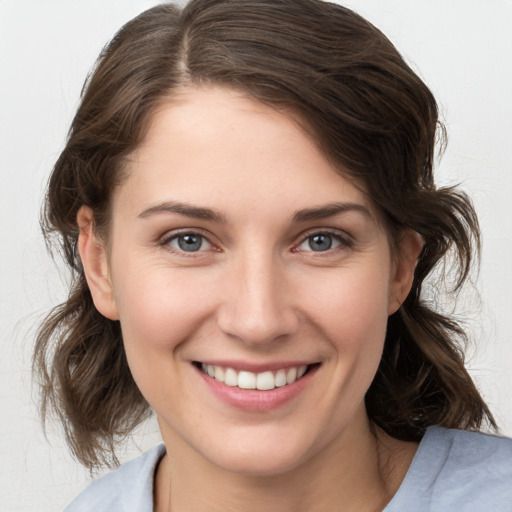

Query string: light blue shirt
[64,426,512,511]
[384,427,512,511]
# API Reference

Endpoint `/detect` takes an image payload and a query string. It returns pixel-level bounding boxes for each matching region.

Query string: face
[80,87,418,476]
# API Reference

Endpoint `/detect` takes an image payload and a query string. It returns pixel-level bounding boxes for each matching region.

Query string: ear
[77,206,119,320]
[387,230,424,315]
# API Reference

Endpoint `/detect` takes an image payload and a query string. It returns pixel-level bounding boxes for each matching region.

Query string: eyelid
[157,227,353,255]
[159,228,219,254]
[292,228,354,253]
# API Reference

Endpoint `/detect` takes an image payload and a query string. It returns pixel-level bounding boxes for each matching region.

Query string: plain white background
[1,1,511,510]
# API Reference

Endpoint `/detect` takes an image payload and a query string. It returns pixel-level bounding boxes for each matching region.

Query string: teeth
[214,366,225,382]
[224,367,238,387]
[200,363,309,390]
[286,367,297,384]
[275,369,287,387]
[256,371,274,391]
[238,371,256,389]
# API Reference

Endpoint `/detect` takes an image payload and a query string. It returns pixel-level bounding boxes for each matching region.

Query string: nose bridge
[218,245,297,345]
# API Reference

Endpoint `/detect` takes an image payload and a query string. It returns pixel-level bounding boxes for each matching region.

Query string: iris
[308,234,333,252]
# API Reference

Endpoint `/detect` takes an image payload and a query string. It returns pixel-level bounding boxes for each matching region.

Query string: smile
[199,363,310,390]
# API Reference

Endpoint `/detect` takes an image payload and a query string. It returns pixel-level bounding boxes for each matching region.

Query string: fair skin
[78,87,422,512]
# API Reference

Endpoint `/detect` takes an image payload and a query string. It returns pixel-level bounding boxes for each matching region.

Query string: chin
[212,452,305,478]
[200,430,318,477]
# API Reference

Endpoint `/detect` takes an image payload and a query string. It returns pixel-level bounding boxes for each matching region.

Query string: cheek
[110,266,220,408]
[301,264,391,348]
[112,264,217,353]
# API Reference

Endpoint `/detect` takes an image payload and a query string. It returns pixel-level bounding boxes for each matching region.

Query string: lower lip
[195,365,319,412]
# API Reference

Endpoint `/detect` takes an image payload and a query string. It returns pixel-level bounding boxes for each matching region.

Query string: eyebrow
[138,200,372,224]
[292,202,373,222]
[138,201,226,223]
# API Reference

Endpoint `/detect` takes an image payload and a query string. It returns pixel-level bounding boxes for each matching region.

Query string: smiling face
[78,87,420,477]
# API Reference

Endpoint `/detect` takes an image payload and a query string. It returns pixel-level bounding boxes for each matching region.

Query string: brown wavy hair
[34,0,496,470]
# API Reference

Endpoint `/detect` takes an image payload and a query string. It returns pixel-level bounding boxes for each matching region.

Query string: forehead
[117,86,378,223]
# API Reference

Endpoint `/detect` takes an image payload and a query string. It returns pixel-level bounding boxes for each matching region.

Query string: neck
[154,412,417,512]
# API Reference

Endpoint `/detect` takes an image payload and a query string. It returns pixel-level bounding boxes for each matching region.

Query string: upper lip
[193,360,318,373]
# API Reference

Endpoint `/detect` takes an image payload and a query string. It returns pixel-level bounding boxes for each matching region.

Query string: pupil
[309,234,332,251]
[178,234,202,252]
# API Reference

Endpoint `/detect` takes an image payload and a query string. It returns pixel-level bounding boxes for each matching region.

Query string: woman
[34,0,512,510]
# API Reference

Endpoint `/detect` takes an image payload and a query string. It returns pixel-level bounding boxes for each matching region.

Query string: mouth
[195,362,319,391]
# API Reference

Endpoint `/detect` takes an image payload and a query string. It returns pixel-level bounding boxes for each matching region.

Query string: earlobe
[387,230,424,315]
[77,206,119,320]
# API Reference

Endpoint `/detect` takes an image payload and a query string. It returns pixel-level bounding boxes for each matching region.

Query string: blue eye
[299,233,343,252]
[168,233,211,252]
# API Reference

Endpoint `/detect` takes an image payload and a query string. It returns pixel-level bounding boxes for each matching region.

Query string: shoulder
[386,426,512,512]
[419,424,512,457]
[424,426,512,482]
[63,444,166,512]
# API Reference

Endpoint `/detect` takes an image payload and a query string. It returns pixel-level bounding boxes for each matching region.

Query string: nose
[217,251,299,346]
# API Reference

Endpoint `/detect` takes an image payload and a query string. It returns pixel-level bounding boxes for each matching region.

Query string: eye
[297,232,345,252]
[167,233,212,253]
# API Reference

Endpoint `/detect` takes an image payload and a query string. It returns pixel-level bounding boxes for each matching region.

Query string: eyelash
[159,230,217,256]
[293,229,353,255]
[159,229,353,256]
